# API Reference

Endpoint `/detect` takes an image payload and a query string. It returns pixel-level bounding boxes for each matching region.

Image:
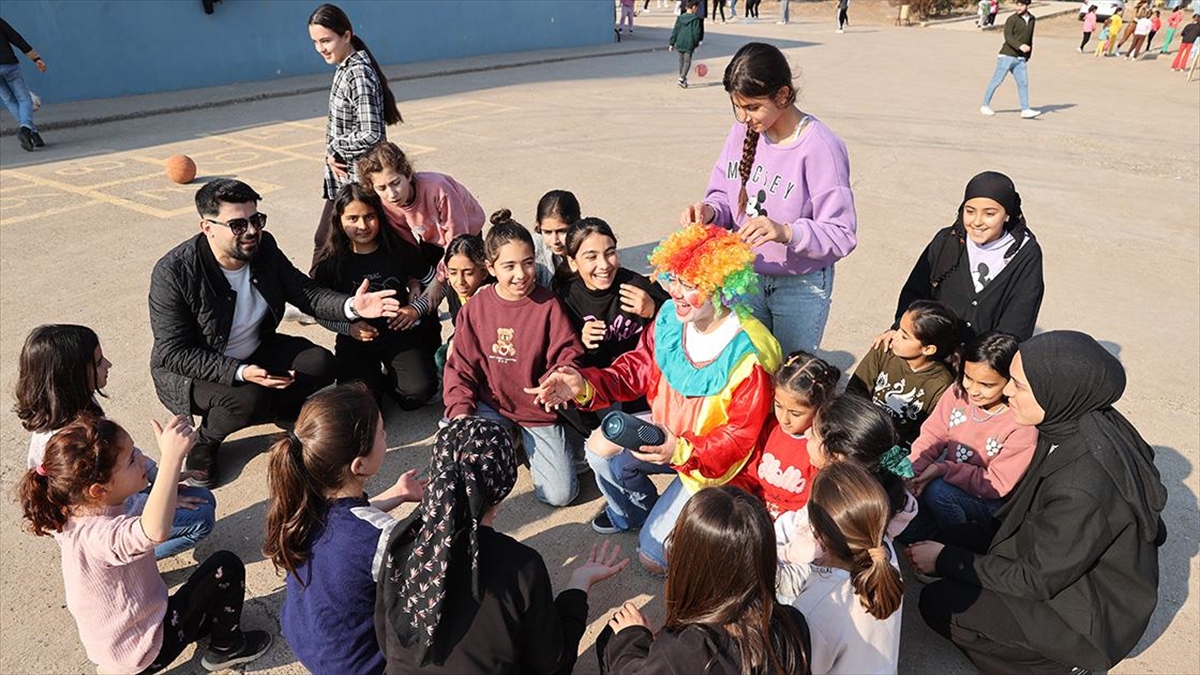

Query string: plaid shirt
[323,50,386,199]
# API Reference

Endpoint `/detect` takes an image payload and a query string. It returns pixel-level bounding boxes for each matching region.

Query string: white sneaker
[1020,108,1042,119]
[836,29,845,33]
[980,105,996,116]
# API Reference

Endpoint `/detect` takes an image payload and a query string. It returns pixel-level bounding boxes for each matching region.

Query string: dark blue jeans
[898,476,1005,544]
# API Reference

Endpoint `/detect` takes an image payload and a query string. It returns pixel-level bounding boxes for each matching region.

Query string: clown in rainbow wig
[529,223,781,574]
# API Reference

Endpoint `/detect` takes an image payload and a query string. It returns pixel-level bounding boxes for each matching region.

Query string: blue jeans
[742,266,835,355]
[897,477,1005,544]
[156,486,218,559]
[982,55,1030,110]
[0,64,36,130]
[780,0,790,22]
[587,442,677,531]
[474,402,580,507]
[638,477,692,567]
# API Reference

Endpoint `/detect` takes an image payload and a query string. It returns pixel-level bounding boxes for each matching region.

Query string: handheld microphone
[601,410,667,449]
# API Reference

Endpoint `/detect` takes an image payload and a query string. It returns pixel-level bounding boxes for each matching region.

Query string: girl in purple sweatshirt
[680,42,857,355]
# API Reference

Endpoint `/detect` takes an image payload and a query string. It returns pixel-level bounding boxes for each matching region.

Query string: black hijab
[1019,331,1166,543]
[930,171,1031,289]
[379,417,518,666]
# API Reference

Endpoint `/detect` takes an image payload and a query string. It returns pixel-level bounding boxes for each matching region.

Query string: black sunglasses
[204,212,268,237]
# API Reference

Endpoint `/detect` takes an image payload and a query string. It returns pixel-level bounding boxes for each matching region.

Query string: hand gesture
[326,153,349,181]
[524,366,585,411]
[619,283,656,319]
[910,463,942,497]
[739,216,791,248]
[905,541,945,575]
[152,414,197,466]
[243,365,294,389]
[679,201,715,227]
[568,541,630,591]
[631,427,677,465]
[388,306,421,331]
[608,601,653,634]
[353,279,401,319]
[350,321,379,342]
[581,320,606,350]
[176,493,210,510]
[388,468,427,502]
[872,329,897,351]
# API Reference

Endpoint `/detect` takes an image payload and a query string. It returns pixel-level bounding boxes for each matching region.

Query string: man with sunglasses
[149,179,402,488]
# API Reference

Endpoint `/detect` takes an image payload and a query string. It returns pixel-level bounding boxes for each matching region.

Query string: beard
[228,236,260,262]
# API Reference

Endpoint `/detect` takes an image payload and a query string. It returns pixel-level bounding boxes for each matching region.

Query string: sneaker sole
[201,633,273,671]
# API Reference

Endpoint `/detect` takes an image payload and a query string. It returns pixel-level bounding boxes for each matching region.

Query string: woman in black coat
[877,171,1044,347]
[907,331,1167,674]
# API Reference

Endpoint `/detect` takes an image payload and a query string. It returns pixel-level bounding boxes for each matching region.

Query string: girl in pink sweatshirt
[898,331,1038,543]
[679,42,857,355]
[18,414,272,674]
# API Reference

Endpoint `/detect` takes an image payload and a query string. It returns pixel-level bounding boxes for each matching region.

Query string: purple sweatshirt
[702,119,858,276]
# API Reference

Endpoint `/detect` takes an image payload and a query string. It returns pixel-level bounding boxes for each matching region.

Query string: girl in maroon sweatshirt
[442,209,584,507]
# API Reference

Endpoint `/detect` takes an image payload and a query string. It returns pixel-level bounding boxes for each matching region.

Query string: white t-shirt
[965,231,1017,293]
[792,550,904,675]
[221,265,269,360]
[683,311,744,363]
[1135,17,1153,35]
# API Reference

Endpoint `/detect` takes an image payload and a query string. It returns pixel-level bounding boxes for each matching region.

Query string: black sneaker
[17,126,33,151]
[201,630,273,671]
[31,131,44,147]
[591,509,621,535]
[185,442,220,489]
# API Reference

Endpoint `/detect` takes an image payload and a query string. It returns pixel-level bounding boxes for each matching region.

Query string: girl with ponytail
[264,383,424,675]
[19,414,271,673]
[877,170,1044,347]
[796,460,904,674]
[678,41,857,355]
[307,3,404,264]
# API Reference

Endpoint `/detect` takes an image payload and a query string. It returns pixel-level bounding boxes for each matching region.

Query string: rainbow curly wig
[650,223,758,307]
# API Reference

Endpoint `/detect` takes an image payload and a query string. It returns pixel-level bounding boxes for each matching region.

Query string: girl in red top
[736,350,840,520]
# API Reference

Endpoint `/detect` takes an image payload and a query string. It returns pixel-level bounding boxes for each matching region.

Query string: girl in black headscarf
[876,171,1044,347]
[907,331,1167,674]
[375,417,628,674]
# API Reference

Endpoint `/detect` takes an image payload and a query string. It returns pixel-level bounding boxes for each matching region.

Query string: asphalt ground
[1,4,1196,674]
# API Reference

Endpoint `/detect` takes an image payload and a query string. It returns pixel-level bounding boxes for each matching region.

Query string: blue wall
[1,0,613,104]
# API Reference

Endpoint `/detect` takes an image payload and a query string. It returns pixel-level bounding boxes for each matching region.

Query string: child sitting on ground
[848,299,960,449]
[19,414,272,673]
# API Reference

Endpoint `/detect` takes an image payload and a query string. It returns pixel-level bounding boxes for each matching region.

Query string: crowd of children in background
[1081,2,1200,71]
[10,3,1170,674]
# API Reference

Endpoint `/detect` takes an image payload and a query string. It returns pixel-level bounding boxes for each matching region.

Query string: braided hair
[723,43,798,215]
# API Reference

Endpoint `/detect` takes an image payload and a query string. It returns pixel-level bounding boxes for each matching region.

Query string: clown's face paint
[665,274,716,326]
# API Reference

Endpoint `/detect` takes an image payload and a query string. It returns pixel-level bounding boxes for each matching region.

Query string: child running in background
[776,394,917,569]
[433,233,493,377]
[19,414,272,673]
[443,209,585,507]
[899,332,1037,543]
[311,183,438,409]
[533,189,581,288]
[1147,10,1162,52]
[1171,13,1200,71]
[792,461,905,675]
[598,486,812,674]
[15,324,216,560]
[848,299,960,449]
[1094,19,1113,57]
[735,351,841,522]
[669,0,704,88]
[265,384,424,675]
[1080,5,1098,52]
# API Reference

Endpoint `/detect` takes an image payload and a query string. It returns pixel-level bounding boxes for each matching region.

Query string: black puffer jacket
[148,232,348,414]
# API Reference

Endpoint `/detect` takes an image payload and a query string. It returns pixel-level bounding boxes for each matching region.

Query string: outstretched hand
[353,279,401,319]
[151,414,197,466]
[525,366,585,411]
[568,541,630,592]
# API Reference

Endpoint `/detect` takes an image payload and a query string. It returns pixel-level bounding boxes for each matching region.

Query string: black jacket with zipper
[148,231,349,415]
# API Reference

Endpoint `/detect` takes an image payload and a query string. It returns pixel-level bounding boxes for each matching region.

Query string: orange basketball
[696,63,709,78]
[165,154,197,184]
